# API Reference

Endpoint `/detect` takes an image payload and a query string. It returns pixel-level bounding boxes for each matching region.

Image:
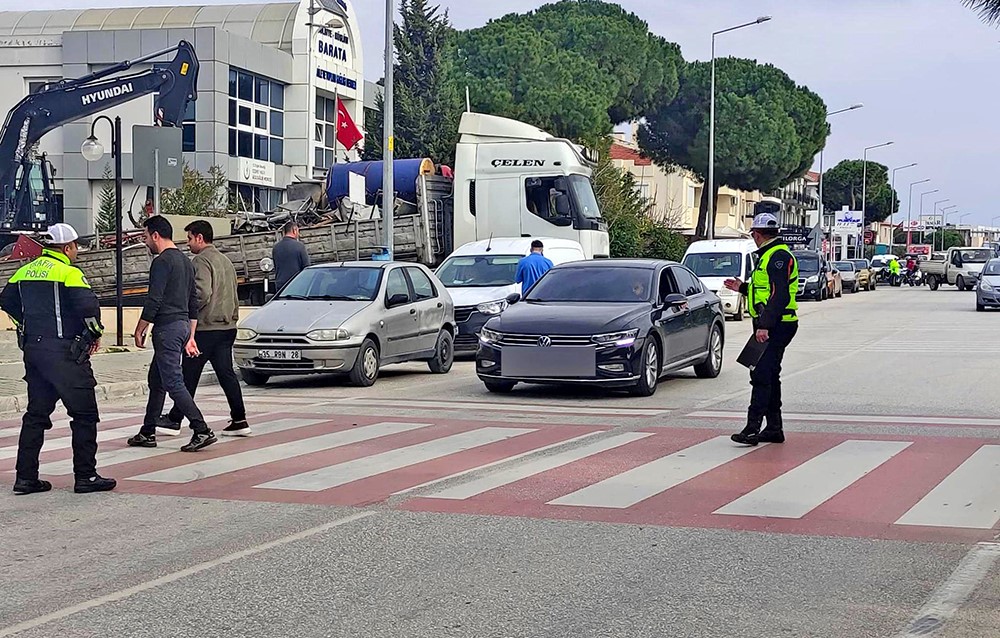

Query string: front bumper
[713,290,742,316]
[475,338,644,388]
[454,307,493,352]
[797,280,822,298]
[977,287,1000,306]
[234,342,362,375]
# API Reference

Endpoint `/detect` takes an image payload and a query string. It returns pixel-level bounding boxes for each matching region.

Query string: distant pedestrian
[724,213,798,446]
[155,220,250,438]
[272,221,310,291]
[0,223,116,494]
[127,215,216,452]
[515,240,553,294]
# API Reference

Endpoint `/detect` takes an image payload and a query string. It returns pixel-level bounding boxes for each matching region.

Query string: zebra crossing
[1,411,998,542]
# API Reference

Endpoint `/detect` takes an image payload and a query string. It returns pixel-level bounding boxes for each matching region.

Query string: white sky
[30,0,1000,225]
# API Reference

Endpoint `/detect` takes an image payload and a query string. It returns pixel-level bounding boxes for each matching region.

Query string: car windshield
[851,260,869,269]
[834,262,854,271]
[983,259,1000,276]
[683,252,742,278]
[277,266,382,301]
[525,267,654,303]
[795,253,820,273]
[436,254,521,287]
[959,249,992,263]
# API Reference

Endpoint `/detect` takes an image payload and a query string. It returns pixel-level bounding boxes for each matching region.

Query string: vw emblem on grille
[537,336,552,347]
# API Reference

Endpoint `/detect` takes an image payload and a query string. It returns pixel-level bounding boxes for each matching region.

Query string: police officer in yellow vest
[724,213,799,446]
[0,224,116,494]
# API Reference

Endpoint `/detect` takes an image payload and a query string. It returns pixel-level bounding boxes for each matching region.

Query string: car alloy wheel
[695,325,724,379]
[645,342,659,389]
[711,329,723,371]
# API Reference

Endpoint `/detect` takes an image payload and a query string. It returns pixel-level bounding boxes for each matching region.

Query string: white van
[435,237,587,351]
[682,238,758,321]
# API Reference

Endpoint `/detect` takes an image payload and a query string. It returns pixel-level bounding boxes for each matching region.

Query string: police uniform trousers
[16,336,99,480]
[747,321,798,426]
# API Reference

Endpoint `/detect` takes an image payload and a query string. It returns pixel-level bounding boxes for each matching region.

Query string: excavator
[0,40,199,248]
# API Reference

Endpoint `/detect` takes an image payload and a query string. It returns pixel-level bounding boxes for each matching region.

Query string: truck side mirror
[554,192,571,217]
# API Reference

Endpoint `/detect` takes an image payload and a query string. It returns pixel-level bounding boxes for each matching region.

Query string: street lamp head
[756,15,772,23]
[80,135,105,162]
[850,103,864,110]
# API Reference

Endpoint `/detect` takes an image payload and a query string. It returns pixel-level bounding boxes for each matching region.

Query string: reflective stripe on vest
[748,242,799,322]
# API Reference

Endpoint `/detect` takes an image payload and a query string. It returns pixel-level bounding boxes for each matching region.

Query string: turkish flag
[336,98,364,150]
[9,235,42,261]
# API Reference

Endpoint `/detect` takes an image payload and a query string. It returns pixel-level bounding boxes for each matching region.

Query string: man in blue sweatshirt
[515,240,554,294]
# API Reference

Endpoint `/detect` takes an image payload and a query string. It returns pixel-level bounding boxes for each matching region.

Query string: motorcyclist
[888,258,901,285]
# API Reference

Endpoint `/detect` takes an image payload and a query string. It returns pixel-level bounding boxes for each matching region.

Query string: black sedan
[476,259,726,396]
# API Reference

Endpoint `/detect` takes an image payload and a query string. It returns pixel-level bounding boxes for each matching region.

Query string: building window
[228,67,285,163]
[229,183,283,213]
[314,94,349,170]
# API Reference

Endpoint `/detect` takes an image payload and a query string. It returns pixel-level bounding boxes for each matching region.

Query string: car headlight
[476,299,508,316]
[479,327,503,344]
[236,328,258,341]
[981,281,994,292]
[592,328,639,347]
[806,275,819,284]
[307,328,350,341]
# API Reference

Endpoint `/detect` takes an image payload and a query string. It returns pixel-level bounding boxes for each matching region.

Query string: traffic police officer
[0,223,116,494]
[724,213,799,446]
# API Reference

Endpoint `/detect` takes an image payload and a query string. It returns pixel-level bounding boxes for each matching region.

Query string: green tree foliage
[925,229,966,251]
[451,0,681,145]
[363,85,384,161]
[363,0,461,164]
[638,57,828,238]
[160,164,231,218]
[963,0,1000,24]
[96,163,116,234]
[821,159,899,225]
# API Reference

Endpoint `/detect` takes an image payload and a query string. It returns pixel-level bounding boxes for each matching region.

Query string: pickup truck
[922,247,994,291]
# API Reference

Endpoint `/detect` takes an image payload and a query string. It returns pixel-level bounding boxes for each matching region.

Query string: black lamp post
[81,115,123,347]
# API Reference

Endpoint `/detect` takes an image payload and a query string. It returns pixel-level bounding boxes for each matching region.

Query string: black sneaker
[155,415,182,436]
[730,432,759,446]
[75,475,117,494]
[127,433,157,448]
[221,420,252,437]
[757,430,785,444]
[181,430,217,452]
[13,477,52,495]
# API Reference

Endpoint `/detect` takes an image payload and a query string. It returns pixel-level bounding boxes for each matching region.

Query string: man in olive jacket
[157,220,251,436]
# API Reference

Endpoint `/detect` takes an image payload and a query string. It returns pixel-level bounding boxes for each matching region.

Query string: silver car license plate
[501,346,596,378]
[258,349,301,361]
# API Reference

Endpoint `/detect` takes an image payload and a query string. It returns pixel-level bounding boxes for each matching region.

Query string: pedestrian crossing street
[2,410,998,543]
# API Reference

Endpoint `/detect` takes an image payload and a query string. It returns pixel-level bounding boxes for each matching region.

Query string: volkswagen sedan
[235,262,455,386]
[475,260,726,396]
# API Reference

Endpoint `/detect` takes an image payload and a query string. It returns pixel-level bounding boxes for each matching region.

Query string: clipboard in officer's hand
[737,334,768,370]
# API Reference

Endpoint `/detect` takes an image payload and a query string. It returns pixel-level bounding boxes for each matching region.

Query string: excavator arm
[0,40,199,233]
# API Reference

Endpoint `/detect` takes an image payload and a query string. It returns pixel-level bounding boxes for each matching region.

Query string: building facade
[0,0,364,233]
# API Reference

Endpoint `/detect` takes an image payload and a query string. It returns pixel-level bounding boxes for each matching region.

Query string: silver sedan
[234,262,456,386]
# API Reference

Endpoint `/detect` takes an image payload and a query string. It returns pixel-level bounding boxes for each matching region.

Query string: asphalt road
[1,283,998,638]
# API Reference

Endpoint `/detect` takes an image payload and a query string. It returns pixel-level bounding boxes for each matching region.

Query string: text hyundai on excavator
[0,40,199,247]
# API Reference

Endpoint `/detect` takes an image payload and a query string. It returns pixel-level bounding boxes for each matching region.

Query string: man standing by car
[272,221,310,291]
[155,220,250,437]
[724,213,798,446]
[515,240,553,293]
[127,216,216,452]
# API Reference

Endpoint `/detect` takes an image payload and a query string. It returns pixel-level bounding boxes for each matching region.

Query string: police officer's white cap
[750,213,780,230]
[44,223,80,245]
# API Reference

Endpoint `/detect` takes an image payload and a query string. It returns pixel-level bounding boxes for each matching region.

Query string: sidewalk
[0,332,220,414]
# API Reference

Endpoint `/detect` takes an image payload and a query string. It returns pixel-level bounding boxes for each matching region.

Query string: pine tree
[96,163,116,234]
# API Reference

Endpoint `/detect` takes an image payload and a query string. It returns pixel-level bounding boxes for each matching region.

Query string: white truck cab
[451,113,610,260]
[682,238,758,320]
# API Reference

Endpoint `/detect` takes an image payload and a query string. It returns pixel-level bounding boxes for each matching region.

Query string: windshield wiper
[309,295,362,301]
[277,294,310,300]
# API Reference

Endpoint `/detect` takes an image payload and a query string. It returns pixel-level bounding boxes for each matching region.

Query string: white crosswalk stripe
[896,445,1000,529]
[257,427,535,492]
[548,436,764,509]
[714,440,912,519]
[337,398,668,417]
[0,413,139,438]
[130,422,433,484]
[0,425,137,460]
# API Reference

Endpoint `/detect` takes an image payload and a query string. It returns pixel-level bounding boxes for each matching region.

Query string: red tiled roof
[806,170,820,182]
[609,143,653,166]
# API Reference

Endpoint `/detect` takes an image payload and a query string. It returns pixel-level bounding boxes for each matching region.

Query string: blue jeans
[142,320,208,435]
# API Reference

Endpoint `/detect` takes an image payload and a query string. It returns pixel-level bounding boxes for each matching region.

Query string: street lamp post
[707,15,771,240]
[905,179,931,246]
[816,103,863,254]
[939,205,958,251]
[858,141,891,260]
[382,0,395,257]
[80,115,123,347]
[888,163,917,250]
[912,188,938,247]
[930,199,951,249]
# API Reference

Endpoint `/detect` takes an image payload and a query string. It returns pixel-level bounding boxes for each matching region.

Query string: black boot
[731,418,763,446]
[759,413,785,444]
[13,477,52,495]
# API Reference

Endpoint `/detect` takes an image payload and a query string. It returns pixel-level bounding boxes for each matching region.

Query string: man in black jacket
[127,216,216,452]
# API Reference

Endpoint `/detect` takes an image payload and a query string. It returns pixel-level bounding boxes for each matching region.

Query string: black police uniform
[0,248,116,494]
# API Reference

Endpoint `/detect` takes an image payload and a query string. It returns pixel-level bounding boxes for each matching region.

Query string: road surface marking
[895,445,1000,529]
[714,440,912,519]
[0,426,137,460]
[0,511,377,638]
[425,432,654,501]
[337,397,668,417]
[129,422,433,484]
[0,412,139,438]
[36,418,326,476]
[897,542,1000,637]
[257,427,536,492]
[688,411,1000,427]
[548,436,763,509]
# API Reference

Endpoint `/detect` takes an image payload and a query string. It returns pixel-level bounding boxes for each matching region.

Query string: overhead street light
[707,15,772,240]
[861,141,893,226]
[816,103,864,253]
[887,163,917,249]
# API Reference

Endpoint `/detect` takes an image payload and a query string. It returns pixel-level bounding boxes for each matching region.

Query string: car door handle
[410,309,417,315]
[437,302,443,308]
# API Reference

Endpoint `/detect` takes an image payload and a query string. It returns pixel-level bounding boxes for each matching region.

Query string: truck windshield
[683,253,741,278]
[436,255,521,287]
[567,175,602,220]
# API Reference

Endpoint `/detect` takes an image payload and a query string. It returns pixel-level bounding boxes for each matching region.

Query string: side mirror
[505,293,521,305]
[554,192,572,217]
[387,293,409,308]
[663,293,688,308]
